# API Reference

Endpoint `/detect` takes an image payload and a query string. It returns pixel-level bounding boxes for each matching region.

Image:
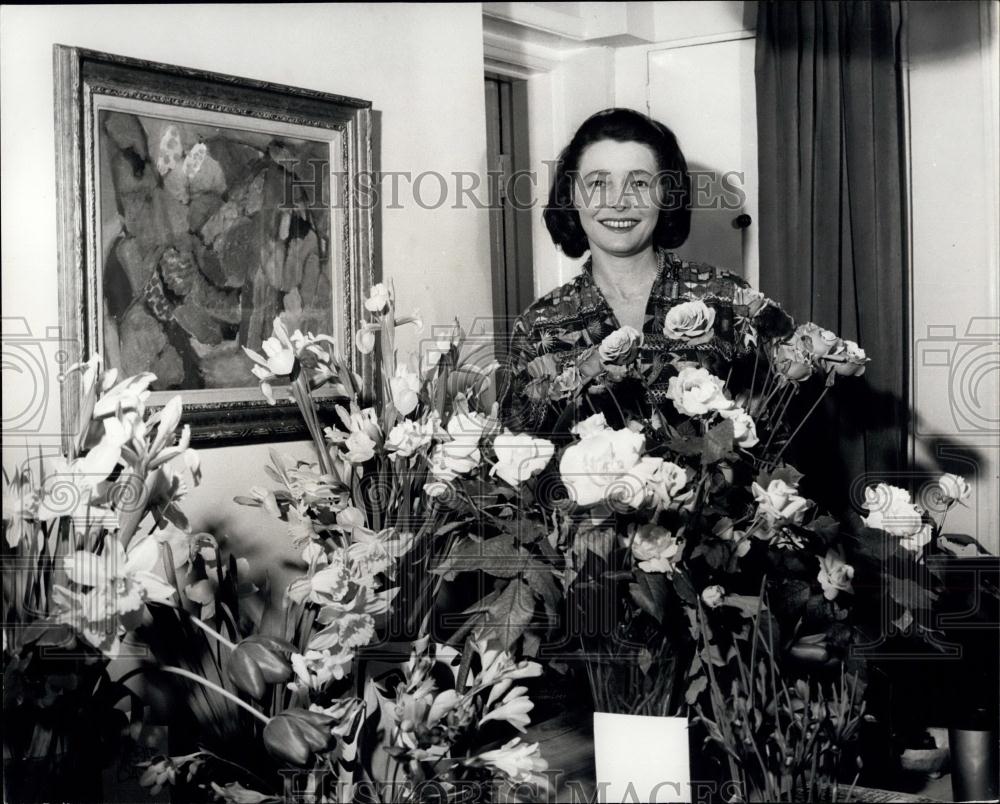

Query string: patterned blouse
[500,248,754,436]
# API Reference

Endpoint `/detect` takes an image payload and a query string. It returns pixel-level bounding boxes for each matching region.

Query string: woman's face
[573,139,662,260]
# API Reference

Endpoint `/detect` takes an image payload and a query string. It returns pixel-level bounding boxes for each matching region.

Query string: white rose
[701,585,726,609]
[862,483,923,536]
[571,413,611,439]
[663,300,716,340]
[752,479,810,526]
[630,524,683,574]
[491,431,555,486]
[559,426,646,508]
[796,322,842,358]
[666,366,735,417]
[817,550,854,601]
[365,283,391,313]
[937,473,971,505]
[719,406,759,448]
[826,339,869,377]
[598,326,642,365]
[647,461,690,508]
[389,365,421,416]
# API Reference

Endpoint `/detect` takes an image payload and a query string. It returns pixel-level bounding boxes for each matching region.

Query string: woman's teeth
[601,220,638,230]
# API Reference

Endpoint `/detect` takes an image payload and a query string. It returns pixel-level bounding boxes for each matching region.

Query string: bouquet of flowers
[131,283,544,803]
[2,355,199,800]
[425,291,960,798]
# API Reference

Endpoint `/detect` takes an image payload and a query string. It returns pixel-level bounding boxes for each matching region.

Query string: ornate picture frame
[53,45,375,447]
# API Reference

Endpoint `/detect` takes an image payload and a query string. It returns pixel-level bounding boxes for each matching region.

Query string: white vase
[592,713,692,803]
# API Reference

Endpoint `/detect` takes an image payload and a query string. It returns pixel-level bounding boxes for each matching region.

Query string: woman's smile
[599,219,640,231]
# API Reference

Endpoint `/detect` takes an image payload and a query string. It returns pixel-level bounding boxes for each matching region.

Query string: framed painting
[53,45,375,446]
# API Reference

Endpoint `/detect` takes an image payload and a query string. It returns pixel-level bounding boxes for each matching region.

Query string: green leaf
[431,534,523,580]
[471,579,532,650]
[672,571,698,606]
[667,436,705,457]
[525,563,562,619]
[575,524,615,561]
[685,673,709,706]
[630,571,669,623]
[702,418,736,465]
[721,594,762,619]
[887,574,934,613]
[755,463,804,490]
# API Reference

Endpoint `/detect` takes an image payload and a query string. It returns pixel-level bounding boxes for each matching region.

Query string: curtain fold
[756,0,908,513]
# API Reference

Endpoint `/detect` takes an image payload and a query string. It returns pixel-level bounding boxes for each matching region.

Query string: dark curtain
[755,0,908,513]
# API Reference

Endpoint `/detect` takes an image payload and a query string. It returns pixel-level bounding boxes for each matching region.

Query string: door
[646,36,758,283]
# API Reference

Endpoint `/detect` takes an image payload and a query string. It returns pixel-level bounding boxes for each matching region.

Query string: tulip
[263,708,336,766]
[235,635,295,683]
[227,643,267,699]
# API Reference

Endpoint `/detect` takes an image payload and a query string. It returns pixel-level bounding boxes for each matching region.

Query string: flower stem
[161,665,271,725]
[770,385,830,468]
[186,612,237,650]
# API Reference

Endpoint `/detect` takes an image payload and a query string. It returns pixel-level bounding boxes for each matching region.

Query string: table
[512,713,954,803]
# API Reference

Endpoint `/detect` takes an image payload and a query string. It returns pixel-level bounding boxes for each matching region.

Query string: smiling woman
[501,108,753,436]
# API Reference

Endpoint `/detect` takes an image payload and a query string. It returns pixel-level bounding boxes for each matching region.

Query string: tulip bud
[263,709,335,766]
[227,643,266,699]
[239,635,294,683]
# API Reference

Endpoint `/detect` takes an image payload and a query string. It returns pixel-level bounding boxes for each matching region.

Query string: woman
[501,107,754,436]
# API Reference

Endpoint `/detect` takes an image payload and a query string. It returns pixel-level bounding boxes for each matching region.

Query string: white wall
[906,1,1000,551]
[0,4,493,571]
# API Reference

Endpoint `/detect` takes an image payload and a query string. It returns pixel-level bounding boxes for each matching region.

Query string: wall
[906,1,1000,551]
[0,4,493,572]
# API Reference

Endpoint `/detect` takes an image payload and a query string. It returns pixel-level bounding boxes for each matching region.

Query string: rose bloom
[491,431,555,486]
[937,472,971,505]
[771,338,814,382]
[559,424,655,508]
[701,585,726,609]
[796,322,842,358]
[666,366,735,417]
[598,326,642,366]
[629,524,683,574]
[663,300,716,340]
[817,550,854,601]
[389,365,421,416]
[571,412,611,439]
[825,339,869,377]
[719,406,759,448]
[752,479,811,526]
[862,483,931,552]
[646,460,690,508]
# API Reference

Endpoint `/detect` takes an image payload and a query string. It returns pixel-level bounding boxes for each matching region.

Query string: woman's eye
[632,179,649,188]
[589,178,606,188]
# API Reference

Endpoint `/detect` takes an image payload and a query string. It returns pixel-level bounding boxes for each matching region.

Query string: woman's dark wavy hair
[543,108,691,258]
